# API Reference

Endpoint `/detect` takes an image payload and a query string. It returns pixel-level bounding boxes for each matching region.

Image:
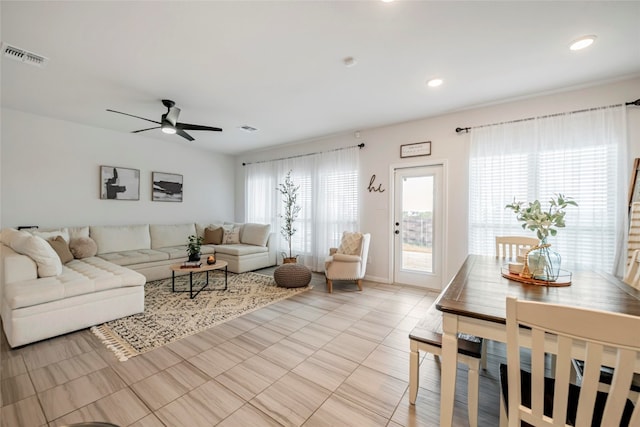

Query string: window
[469,106,627,274]
[245,146,360,271]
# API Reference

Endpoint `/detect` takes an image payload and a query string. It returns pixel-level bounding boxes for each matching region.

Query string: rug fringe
[91,324,139,361]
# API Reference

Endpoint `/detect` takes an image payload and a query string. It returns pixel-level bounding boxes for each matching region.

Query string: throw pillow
[223,225,241,244]
[11,234,63,277]
[0,227,26,247]
[48,236,74,264]
[69,237,98,259]
[337,231,363,256]
[203,226,223,245]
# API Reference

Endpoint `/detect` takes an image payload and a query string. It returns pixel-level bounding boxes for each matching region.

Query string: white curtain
[469,105,627,275]
[245,146,360,271]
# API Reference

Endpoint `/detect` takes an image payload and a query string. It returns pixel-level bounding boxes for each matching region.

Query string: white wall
[1,108,236,228]
[236,76,640,286]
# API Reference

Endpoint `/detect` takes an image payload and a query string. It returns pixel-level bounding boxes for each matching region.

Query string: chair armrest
[329,247,338,255]
[332,253,362,262]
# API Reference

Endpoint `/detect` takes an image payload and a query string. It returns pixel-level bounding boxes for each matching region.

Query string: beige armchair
[324,232,371,293]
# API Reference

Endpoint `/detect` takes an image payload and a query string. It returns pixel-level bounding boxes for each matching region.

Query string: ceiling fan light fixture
[161,123,176,134]
[569,35,596,51]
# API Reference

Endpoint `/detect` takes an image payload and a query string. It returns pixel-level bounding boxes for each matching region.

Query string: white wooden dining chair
[495,236,539,259]
[500,296,640,427]
[570,248,640,405]
[489,236,540,371]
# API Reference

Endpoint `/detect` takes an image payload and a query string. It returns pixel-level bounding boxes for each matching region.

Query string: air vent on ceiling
[1,43,49,67]
[239,125,259,133]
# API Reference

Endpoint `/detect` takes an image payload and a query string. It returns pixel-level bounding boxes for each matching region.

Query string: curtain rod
[242,143,364,166]
[455,98,640,134]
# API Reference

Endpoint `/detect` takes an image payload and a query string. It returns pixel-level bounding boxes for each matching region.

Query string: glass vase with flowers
[505,194,577,281]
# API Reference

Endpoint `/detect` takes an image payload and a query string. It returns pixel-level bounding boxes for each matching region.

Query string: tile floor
[1,270,503,426]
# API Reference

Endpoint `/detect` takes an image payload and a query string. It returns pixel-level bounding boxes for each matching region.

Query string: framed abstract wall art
[152,172,183,202]
[100,166,140,200]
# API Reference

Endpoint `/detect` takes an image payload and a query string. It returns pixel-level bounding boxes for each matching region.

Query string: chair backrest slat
[602,349,636,425]
[575,343,603,426]
[552,336,573,426]
[531,328,547,420]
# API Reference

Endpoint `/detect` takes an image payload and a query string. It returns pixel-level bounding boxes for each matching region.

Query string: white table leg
[409,339,419,404]
[440,313,459,427]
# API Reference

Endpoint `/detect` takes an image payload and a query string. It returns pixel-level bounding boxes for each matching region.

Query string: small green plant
[277,170,301,260]
[187,234,204,257]
[505,194,578,241]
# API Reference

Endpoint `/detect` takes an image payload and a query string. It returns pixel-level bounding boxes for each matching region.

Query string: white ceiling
[2,1,639,155]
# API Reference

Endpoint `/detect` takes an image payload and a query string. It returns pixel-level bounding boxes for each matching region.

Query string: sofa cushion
[337,231,363,256]
[98,249,169,266]
[214,244,268,256]
[204,227,223,245]
[150,223,196,249]
[11,233,63,277]
[69,237,98,259]
[67,226,90,239]
[155,244,215,260]
[241,223,270,247]
[48,236,74,264]
[29,228,71,243]
[90,224,150,254]
[4,257,145,310]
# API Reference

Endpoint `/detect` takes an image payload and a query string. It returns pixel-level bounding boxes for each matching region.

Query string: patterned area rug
[91,272,311,361]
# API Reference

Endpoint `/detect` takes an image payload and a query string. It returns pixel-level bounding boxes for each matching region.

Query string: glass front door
[393,164,443,289]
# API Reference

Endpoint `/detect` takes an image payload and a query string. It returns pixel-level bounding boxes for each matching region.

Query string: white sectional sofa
[0,221,275,347]
[90,222,276,280]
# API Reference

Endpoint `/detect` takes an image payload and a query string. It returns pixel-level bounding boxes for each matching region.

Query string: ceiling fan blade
[176,128,195,141]
[166,107,180,126]
[177,122,223,132]
[106,109,162,125]
[131,126,161,133]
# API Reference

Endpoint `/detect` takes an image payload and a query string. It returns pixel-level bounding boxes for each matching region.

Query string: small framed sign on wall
[400,141,431,158]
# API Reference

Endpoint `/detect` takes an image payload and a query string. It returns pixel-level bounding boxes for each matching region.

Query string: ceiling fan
[106,99,222,141]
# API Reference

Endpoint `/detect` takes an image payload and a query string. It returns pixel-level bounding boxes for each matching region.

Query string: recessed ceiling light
[427,78,443,87]
[343,56,357,67]
[381,0,395,3]
[569,35,596,51]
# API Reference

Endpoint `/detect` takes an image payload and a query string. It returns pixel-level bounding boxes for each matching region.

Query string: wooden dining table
[436,255,640,427]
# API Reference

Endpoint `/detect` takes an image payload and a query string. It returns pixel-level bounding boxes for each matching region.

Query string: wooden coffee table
[170,260,228,299]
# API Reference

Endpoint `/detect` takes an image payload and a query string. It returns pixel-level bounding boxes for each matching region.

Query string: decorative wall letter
[368,174,385,193]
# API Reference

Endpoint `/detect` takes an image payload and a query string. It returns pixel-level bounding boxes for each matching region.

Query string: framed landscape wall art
[100,166,140,200]
[152,172,183,202]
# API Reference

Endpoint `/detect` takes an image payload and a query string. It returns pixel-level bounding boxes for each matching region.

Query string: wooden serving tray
[501,267,572,287]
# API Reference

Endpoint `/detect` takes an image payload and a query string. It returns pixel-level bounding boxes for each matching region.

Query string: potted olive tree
[277,170,301,263]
